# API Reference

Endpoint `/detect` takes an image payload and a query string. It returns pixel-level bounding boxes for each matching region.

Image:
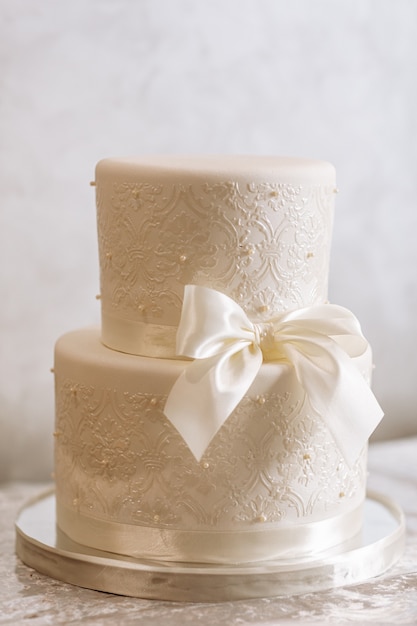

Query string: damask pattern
[96,181,335,328]
[55,375,366,531]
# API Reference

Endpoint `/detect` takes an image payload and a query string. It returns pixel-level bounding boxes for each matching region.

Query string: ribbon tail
[286,341,384,467]
[164,343,263,461]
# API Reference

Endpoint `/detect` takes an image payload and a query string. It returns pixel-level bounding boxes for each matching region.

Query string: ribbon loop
[164,285,383,464]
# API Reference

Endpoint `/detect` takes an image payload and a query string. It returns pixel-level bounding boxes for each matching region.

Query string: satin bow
[164,285,383,464]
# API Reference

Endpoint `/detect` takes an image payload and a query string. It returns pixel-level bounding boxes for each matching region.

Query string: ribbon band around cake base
[57,500,364,564]
[102,312,179,359]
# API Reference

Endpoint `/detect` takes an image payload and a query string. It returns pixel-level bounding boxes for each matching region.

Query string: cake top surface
[95,155,336,185]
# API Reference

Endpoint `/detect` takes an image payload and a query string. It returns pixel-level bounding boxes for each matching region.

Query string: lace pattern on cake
[55,376,366,531]
[97,181,335,326]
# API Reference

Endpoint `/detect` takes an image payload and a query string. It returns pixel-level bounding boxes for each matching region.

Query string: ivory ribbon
[164,285,384,464]
[57,499,364,563]
[101,312,178,357]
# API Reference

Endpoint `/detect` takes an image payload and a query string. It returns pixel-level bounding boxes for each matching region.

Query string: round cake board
[15,488,405,603]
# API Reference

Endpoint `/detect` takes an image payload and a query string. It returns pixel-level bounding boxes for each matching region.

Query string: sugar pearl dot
[256,395,266,405]
[179,254,187,264]
[53,431,61,438]
[303,453,311,460]
[106,252,112,260]
[339,492,345,499]
[150,397,158,406]
[95,294,101,300]
[73,498,79,507]
[153,514,160,522]
[306,251,314,259]
[202,461,210,469]
[257,514,267,523]
[259,304,270,313]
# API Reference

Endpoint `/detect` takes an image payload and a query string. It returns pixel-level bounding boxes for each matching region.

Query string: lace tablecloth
[1,437,416,625]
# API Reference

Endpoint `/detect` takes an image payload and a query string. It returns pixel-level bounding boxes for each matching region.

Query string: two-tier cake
[53,156,383,564]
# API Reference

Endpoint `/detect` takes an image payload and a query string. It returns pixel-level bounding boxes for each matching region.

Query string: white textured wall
[1,0,416,481]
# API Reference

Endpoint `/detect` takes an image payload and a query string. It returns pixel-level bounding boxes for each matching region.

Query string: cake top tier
[95,155,337,357]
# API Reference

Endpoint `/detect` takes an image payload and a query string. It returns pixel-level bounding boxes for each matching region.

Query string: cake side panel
[54,329,367,543]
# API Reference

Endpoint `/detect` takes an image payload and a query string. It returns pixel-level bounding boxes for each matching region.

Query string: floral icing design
[96,181,335,326]
[55,376,366,530]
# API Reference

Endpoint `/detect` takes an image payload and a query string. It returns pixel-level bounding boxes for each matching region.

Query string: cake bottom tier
[54,328,369,564]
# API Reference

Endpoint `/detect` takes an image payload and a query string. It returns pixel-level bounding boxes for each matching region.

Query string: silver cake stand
[15,488,405,602]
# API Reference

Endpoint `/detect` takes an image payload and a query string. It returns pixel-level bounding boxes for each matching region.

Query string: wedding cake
[53,156,383,564]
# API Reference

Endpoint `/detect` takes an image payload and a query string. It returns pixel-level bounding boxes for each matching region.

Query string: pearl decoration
[259,304,270,313]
